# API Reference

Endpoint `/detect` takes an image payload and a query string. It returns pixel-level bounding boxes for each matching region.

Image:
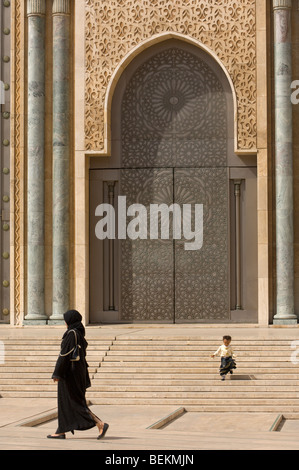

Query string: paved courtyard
[1,398,299,451]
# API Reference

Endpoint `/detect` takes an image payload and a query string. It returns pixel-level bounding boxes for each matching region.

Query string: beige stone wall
[256,0,272,324]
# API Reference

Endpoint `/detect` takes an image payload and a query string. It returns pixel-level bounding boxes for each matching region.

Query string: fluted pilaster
[24,0,47,323]
[49,0,71,322]
[27,0,46,16]
[273,0,292,10]
[52,0,70,14]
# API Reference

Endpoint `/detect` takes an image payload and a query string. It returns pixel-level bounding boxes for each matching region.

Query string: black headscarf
[63,310,85,337]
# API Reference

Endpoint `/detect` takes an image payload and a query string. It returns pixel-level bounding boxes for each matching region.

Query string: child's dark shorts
[220,356,237,376]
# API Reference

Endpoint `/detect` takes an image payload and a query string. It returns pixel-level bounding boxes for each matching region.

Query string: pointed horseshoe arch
[102,32,238,156]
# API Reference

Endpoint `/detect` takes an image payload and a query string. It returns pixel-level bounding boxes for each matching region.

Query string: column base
[23,318,48,325]
[273,318,298,325]
[48,320,65,325]
[48,315,65,325]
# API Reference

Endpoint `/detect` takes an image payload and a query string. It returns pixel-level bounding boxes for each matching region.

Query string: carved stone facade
[8,0,298,326]
[85,0,257,153]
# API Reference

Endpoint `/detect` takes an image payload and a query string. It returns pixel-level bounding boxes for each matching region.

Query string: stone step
[2,378,299,392]
[107,350,292,357]
[0,387,298,403]
[0,366,98,373]
[0,385,58,391]
[103,354,291,362]
[89,399,299,411]
[1,381,298,392]
[0,373,68,379]
[0,356,103,372]
[91,378,299,386]
[2,392,299,410]
[110,345,293,352]
[98,363,294,378]
[109,337,294,349]
[0,375,297,384]
[2,338,115,344]
[5,345,109,356]
[2,382,299,396]
[0,392,58,398]
[83,393,299,403]
[100,363,294,370]
[86,385,299,393]
[3,352,107,359]
[0,372,296,381]
[3,345,109,351]
[93,372,299,380]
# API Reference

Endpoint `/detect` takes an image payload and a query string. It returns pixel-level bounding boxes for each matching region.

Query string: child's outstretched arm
[211,346,221,358]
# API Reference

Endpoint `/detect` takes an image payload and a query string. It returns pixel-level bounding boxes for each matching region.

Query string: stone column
[49,0,71,323]
[273,0,297,324]
[24,0,47,324]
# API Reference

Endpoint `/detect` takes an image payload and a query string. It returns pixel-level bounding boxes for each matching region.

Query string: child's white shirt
[213,344,236,358]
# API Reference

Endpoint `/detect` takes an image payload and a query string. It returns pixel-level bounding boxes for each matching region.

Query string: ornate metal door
[90,166,230,323]
[119,168,229,322]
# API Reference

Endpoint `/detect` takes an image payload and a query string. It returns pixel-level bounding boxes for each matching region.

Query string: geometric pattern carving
[120,169,174,322]
[174,168,229,320]
[85,0,257,152]
[121,47,227,168]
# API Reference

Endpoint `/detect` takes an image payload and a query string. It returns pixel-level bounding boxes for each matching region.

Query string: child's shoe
[221,376,225,381]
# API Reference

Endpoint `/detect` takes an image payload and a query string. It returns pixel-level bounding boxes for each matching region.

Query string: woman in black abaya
[47,310,109,440]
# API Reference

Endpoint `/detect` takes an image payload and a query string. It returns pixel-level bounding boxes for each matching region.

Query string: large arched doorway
[89,40,258,323]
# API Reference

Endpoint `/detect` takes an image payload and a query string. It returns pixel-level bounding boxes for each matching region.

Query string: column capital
[27,0,46,16]
[52,0,70,15]
[273,0,292,10]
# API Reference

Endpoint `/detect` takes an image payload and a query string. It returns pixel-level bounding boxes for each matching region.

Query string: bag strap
[59,329,79,357]
[70,329,77,346]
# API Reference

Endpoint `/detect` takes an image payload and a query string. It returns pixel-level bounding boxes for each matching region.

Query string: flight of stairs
[1,335,299,412]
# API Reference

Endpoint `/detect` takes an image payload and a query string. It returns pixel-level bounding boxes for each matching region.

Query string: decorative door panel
[118,168,230,322]
[174,168,230,321]
[120,169,174,322]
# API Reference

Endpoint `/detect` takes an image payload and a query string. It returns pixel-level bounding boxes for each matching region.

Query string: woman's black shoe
[47,434,66,439]
[97,423,109,440]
